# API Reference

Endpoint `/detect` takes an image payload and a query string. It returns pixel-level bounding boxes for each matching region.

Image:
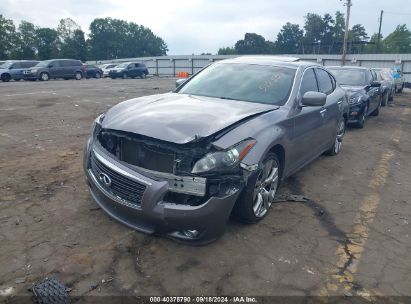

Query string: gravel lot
[0,78,410,299]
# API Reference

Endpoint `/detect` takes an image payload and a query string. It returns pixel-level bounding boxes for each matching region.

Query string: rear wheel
[370,98,381,116]
[1,73,11,82]
[39,72,49,81]
[75,71,82,80]
[326,119,346,156]
[141,73,147,79]
[234,152,280,223]
[95,72,101,79]
[381,91,388,106]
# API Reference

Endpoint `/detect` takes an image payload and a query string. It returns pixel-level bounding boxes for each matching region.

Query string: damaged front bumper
[83,138,243,244]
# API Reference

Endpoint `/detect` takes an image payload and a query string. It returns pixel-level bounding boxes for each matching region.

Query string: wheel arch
[268,144,285,178]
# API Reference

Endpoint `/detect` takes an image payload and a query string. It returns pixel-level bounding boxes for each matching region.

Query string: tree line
[218,11,411,55]
[0,15,168,61]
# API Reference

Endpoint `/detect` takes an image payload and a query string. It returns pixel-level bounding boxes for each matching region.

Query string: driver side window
[300,68,318,96]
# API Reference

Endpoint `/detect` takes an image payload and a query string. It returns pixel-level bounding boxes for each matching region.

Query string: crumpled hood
[341,85,366,97]
[102,93,279,144]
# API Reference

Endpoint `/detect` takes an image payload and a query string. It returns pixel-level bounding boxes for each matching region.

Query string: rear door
[49,60,63,77]
[10,62,23,78]
[289,68,327,170]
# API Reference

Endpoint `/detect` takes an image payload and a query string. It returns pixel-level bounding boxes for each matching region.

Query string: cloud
[1,0,410,55]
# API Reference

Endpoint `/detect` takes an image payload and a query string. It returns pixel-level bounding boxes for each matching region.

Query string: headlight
[348,96,362,105]
[192,139,256,174]
[30,69,38,73]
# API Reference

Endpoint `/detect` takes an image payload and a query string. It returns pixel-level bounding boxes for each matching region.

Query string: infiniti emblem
[99,173,112,187]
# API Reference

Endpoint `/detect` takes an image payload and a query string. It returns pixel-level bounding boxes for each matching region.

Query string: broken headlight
[191,139,256,174]
[91,113,105,137]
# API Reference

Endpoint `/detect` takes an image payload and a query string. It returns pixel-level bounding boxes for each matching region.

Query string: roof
[218,56,318,68]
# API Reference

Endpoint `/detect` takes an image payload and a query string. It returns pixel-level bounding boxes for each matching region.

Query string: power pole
[341,0,352,66]
[377,10,384,52]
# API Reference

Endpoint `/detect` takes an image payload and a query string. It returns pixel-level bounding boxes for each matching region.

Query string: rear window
[328,68,368,86]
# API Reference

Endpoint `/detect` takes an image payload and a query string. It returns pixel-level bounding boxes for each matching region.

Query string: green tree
[88,17,167,60]
[13,21,37,59]
[275,22,303,54]
[217,47,236,55]
[349,24,369,53]
[383,24,411,53]
[35,28,60,60]
[60,29,87,61]
[57,18,80,42]
[0,14,17,59]
[331,11,345,53]
[364,33,382,53]
[234,33,274,54]
[303,13,325,54]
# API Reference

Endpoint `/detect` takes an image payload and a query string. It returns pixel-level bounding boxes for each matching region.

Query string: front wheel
[39,72,49,81]
[122,72,127,79]
[95,72,101,79]
[355,104,368,129]
[1,74,11,82]
[234,152,280,223]
[326,119,346,156]
[141,73,147,79]
[381,91,388,106]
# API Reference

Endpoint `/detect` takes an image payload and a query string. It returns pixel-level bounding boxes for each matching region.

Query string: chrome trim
[93,148,152,186]
[88,169,142,210]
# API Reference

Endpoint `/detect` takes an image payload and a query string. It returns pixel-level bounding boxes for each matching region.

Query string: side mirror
[8,66,13,70]
[301,91,327,107]
[176,78,187,88]
[370,81,381,87]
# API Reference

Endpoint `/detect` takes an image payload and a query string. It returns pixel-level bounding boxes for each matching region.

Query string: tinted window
[179,63,296,105]
[11,62,22,69]
[316,69,334,94]
[300,68,318,95]
[49,61,60,68]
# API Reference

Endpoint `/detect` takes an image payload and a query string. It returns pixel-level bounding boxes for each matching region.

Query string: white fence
[89,54,411,83]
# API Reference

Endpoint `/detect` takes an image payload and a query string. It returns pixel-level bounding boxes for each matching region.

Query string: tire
[75,71,82,80]
[95,72,101,79]
[141,73,147,79]
[39,72,49,81]
[381,91,388,107]
[399,85,404,93]
[355,103,368,129]
[234,152,280,223]
[370,98,381,116]
[122,72,127,79]
[326,119,346,156]
[1,73,11,82]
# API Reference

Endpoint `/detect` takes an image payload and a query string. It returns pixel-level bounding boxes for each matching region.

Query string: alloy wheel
[253,159,279,218]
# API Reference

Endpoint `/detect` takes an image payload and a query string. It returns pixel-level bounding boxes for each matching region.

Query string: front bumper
[84,138,241,244]
[347,103,366,124]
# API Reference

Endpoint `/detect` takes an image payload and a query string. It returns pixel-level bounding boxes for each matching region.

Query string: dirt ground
[0,78,410,300]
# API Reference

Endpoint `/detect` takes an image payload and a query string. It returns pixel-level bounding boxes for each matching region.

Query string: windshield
[0,62,13,69]
[178,63,296,105]
[328,68,367,86]
[117,63,129,68]
[35,60,52,67]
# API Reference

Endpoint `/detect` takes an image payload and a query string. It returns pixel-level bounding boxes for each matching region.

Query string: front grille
[90,152,146,206]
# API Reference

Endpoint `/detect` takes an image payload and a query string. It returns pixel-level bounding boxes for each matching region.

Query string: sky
[1,0,411,55]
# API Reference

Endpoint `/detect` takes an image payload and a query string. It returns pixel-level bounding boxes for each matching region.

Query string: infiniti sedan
[328,66,382,128]
[84,57,349,244]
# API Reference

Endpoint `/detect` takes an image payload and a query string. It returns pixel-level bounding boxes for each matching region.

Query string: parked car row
[83,56,399,245]
[0,59,149,82]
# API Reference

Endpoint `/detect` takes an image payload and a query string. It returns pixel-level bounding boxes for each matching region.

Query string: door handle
[337,100,343,105]
[320,109,327,117]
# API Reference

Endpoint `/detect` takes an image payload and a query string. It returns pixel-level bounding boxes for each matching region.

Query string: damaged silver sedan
[84,56,349,244]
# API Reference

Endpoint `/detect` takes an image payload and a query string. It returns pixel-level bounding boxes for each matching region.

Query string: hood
[341,85,366,97]
[102,93,278,144]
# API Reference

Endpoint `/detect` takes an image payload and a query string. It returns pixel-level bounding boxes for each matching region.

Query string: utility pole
[377,10,384,52]
[341,0,352,66]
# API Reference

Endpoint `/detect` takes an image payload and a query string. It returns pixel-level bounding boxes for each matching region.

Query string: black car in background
[0,60,39,82]
[23,59,84,81]
[372,68,395,105]
[328,66,382,128]
[108,62,149,79]
[84,64,103,79]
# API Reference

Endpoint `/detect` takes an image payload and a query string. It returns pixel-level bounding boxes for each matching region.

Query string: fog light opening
[182,229,200,239]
